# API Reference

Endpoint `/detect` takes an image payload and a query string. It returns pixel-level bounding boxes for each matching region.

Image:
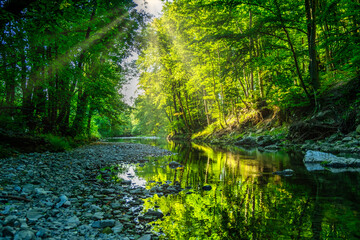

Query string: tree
[0,0,147,137]
[133,0,360,136]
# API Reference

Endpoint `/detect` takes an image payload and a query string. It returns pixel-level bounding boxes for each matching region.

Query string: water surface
[108,138,360,239]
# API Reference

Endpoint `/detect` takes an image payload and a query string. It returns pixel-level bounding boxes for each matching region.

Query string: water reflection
[109,138,360,239]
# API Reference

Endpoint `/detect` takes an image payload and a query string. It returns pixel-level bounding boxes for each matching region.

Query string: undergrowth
[41,134,72,152]
[192,105,285,142]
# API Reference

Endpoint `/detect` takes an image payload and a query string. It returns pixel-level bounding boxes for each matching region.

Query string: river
[107,137,360,239]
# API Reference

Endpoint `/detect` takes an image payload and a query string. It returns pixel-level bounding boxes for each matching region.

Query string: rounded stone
[14,229,36,240]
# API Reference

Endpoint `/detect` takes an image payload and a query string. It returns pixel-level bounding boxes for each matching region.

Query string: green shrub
[0,144,18,158]
[42,134,71,152]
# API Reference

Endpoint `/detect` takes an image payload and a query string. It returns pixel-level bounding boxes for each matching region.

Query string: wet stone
[36,228,51,238]
[91,219,116,228]
[55,195,70,208]
[4,215,19,227]
[112,222,124,234]
[26,208,45,222]
[122,180,132,185]
[110,202,122,209]
[93,212,104,220]
[0,142,173,239]
[138,234,152,240]
[1,226,15,238]
[14,229,36,240]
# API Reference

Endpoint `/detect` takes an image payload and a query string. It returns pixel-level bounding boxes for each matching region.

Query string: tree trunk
[305,0,320,91]
[203,89,211,126]
[176,90,192,133]
[70,6,96,136]
[274,0,312,101]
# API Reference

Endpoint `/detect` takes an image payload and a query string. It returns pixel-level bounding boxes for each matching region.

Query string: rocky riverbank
[230,128,360,155]
[0,142,173,240]
[195,124,360,156]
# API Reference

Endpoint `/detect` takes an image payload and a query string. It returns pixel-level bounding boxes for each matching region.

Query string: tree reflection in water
[117,139,360,239]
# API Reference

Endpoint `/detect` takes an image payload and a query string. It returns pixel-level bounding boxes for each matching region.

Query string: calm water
[108,138,360,240]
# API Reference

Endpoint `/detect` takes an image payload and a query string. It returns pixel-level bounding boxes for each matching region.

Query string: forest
[1,1,360,239]
[0,0,146,143]
[1,0,360,143]
[133,0,360,139]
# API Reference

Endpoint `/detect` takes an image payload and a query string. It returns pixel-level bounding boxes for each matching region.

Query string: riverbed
[1,139,359,239]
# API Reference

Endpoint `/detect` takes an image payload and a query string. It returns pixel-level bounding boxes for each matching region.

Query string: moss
[102,227,113,234]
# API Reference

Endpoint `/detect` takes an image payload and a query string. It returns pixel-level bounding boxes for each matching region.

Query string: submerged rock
[272,169,294,176]
[168,161,182,169]
[202,185,212,191]
[142,210,164,220]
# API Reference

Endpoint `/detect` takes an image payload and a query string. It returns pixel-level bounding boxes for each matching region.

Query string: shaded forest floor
[0,131,95,159]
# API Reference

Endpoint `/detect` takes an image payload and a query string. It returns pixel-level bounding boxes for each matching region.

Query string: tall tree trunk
[274,0,312,101]
[184,90,194,128]
[211,49,224,129]
[305,0,320,90]
[176,90,192,133]
[249,9,254,98]
[71,5,96,136]
[203,89,211,126]
[86,101,94,137]
[21,51,35,131]
[46,45,58,133]
[4,53,16,110]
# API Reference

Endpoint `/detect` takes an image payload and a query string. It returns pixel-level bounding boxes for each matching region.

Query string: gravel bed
[0,142,173,240]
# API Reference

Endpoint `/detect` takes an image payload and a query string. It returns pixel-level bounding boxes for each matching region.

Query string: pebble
[26,208,44,222]
[138,234,152,240]
[0,142,173,239]
[14,229,36,240]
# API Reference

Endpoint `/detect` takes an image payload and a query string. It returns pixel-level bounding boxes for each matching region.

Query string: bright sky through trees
[121,0,164,105]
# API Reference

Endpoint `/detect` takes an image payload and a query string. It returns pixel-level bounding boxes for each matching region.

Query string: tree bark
[274,0,312,101]
[305,0,320,90]
[71,5,96,136]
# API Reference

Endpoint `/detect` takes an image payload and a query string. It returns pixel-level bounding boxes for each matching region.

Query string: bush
[0,144,18,158]
[42,134,71,152]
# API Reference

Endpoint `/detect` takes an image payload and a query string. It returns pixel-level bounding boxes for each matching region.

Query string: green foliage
[0,0,147,139]
[131,95,169,136]
[133,0,360,137]
[0,144,18,159]
[41,134,71,152]
[192,122,220,140]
